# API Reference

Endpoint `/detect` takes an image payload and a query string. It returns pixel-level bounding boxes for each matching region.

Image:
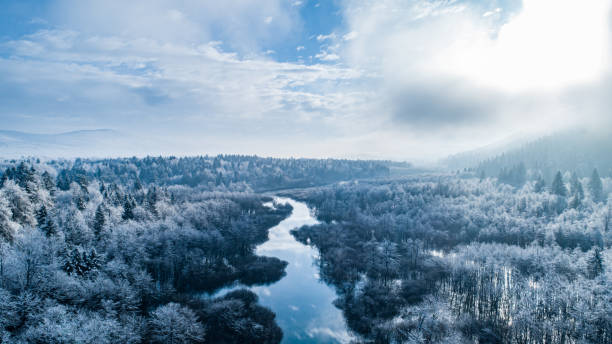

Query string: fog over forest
[1,1,611,343]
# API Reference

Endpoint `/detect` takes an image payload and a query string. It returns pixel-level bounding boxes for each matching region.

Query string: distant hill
[0,129,128,159]
[441,132,535,171]
[464,129,612,181]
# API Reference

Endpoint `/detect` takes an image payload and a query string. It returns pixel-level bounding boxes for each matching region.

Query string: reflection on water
[212,198,352,343]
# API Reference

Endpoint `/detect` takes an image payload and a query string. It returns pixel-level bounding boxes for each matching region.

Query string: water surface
[214,197,351,343]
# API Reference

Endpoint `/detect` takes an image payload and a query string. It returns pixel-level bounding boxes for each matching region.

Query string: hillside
[442,129,612,181]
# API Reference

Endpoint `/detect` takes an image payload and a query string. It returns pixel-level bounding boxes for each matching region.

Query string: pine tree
[569,173,584,209]
[41,171,55,193]
[0,173,8,188]
[569,194,581,209]
[35,205,48,227]
[570,173,584,198]
[0,196,14,241]
[515,162,527,186]
[146,187,159,217]
[122,197,134,221]
[42,218,57,237]
[76,195,87,211]
[133,179,143,191]
[76,174,89,190]
[518,197,527,212]
[534,175,546,193]
[37,203,58,237]
[64,248,101,276]
[589,168,604,203]
[605,204,611,232]
[551,171,567,197]
[93,204,106,238]
[587,247,604,279]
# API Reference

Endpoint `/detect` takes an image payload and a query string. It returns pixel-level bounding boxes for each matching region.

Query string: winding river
[213,197,352,343]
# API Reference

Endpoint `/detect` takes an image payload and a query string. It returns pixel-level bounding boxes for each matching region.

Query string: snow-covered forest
[0,156,387,343]
[0,154,610,343]
[285,172,611,343]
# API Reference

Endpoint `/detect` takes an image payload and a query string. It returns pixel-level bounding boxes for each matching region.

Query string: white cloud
[482,8,502,17]
[296,45,305,51]
[337,0,612,158]
[315,51,340,61]
[0,19,371,156]
[345,0,611,91]
[342,31,358,41]
[50,0,299,54]
[316,33,336,42]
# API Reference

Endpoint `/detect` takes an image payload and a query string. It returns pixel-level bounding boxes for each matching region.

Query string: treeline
[3,155,390,192]
[0,161,294,343]
[474,130,612,182]
[287,175,611,343]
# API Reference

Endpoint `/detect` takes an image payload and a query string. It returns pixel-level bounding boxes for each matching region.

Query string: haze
[1,0,611,162]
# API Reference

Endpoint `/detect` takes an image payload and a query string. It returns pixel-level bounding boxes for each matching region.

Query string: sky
[1,0,611,162]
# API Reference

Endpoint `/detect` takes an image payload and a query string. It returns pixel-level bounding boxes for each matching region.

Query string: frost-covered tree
[0,196,15,241]
[93,204,106,239]
[35,205,48,228]
[148,303,205,344]
[0,288,18,331]
[1,180,36,227]
[63,247,101,277]
[122,197,135,221]
[587,247,604,279]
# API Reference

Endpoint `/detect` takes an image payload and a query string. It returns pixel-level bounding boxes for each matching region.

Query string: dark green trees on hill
[93,204,106,238]
[587,247,604,279]
[589,168,604,203]
[551,171,567,196]
[38,155,391,192]
[569,172,585,208]
[534,174,546,193]
[497,162,526,187]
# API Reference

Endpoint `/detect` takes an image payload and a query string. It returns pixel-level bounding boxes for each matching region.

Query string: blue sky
[1,0,611,161]
[0,0,345,62]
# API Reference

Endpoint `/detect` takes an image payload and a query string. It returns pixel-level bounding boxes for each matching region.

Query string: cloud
[1,0,611,162]
[482,8,502,17]
[342,31,358,41]
[0,21,367,154]
[50,0,301,54]
[387,79,502,129]
[339,0,612,151]
[315,51,340,61]
[316,33,336,42]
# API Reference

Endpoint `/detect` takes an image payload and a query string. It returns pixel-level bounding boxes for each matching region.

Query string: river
[212,197,352,343]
